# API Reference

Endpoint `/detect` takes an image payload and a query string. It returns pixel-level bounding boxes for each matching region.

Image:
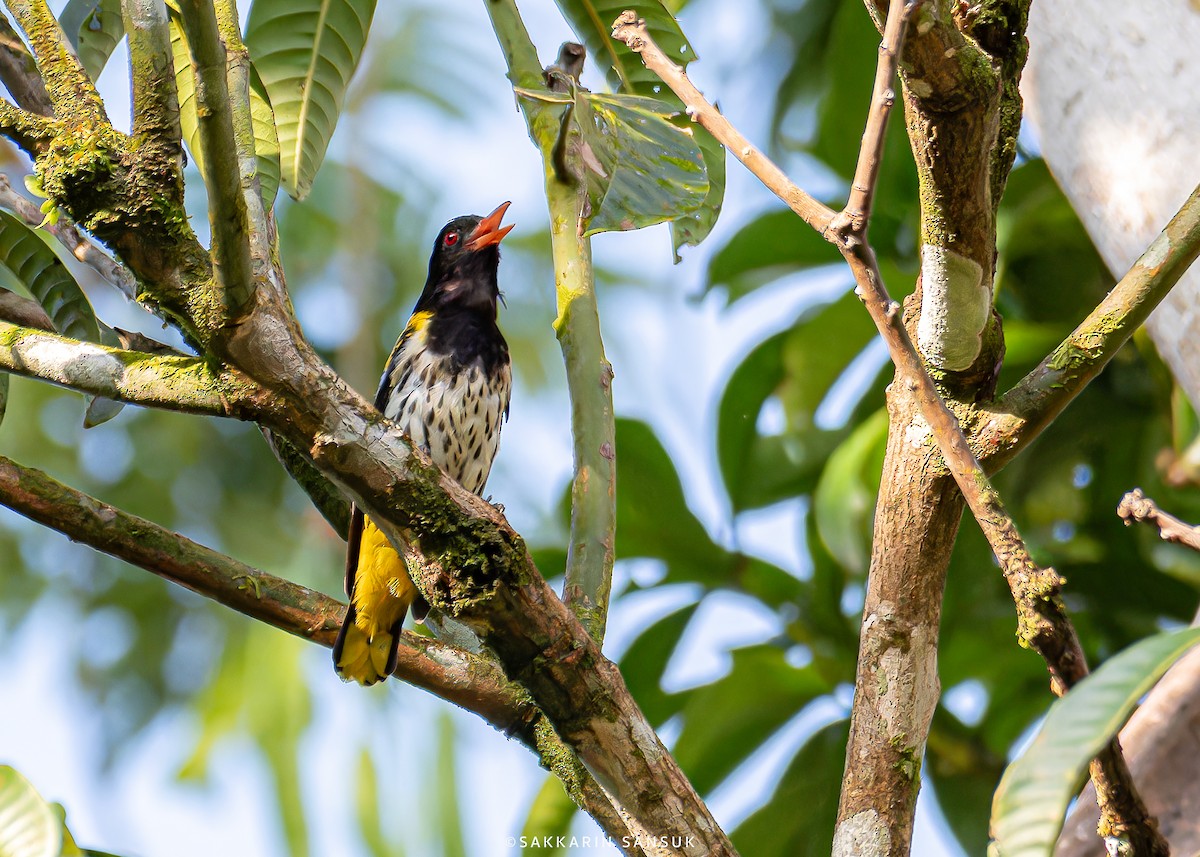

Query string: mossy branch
[984,180,1200,468]
[176,0,255,321]
[0,14,52,115]
[484,6,616,644]
[122,0,182,154]
[3,0,106,124]
[0,320,258,416]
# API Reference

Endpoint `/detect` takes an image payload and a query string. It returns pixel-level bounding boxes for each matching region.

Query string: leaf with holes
[575,92,708,236]
[0,211,100,342]
[169,11,281,206]
[245,0,378,200]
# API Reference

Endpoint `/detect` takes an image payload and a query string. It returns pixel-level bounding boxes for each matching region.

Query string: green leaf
[553,0,696,97]
[60,0,124,82]
[553,2,725,254]
[0,211,100,342]
[169,12,281,207]
[673,646,829,794]
[575,92,708,236]
[520,776,577,857]
[991,627,1200,857]
[354,749,393,857]
[618,601,699,725]
[812,407,888,576]
[0,766,60,857]
[731,719,848,857]
[706,207,836,303]
[245,0,378,200]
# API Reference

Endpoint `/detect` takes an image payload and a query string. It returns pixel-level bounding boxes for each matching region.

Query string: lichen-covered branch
[175,0,255,320]
[0,93,52,150]
[3,0,106,125]
[122,0,182,154]
[0,173,137,297]
[0,320,257,415]
[984,180,1200,468]
[486,7,616,642]
[0,13,52,115]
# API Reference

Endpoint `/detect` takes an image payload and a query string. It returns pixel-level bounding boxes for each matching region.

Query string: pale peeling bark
[1024,0,1200,411]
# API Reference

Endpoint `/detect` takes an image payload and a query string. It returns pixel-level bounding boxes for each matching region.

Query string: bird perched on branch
[334,202,515,685]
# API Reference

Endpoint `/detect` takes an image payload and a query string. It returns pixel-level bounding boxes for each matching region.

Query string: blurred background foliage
[2,0,1199,855]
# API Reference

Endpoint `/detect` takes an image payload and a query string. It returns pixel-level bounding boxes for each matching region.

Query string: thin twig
[612,10,835,235]
[1119,489,1200,553]
[615,4,1167,854]
[175,0,255,319]
[0,173,138,297]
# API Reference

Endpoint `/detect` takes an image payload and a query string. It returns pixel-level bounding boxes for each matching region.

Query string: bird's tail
[333,605,403,686]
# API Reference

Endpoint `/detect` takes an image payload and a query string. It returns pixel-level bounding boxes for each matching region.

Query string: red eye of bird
[444,231,459,247]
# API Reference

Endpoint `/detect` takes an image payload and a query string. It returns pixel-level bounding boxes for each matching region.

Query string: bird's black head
[416,202,514,316]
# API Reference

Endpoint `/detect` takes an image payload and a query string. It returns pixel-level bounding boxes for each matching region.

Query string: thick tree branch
[615,5,1165,855]
[0,13,51,116]
[0,320,258,415]
[3,0,106,125]
[983,181,1200,467]
[122,0,181,154]
[0,451,645,850]
[0,93,51,150]
[175,0,255,320]
[0,173,137,297]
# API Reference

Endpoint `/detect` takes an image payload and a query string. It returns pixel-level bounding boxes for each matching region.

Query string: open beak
[466,201,515,251]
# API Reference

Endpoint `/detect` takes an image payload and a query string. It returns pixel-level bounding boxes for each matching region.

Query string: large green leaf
[553,1,724,255]
[575,92,708,236]
[169,11,281,206]
[731,719,848,857]
[245,0,378,200]
[60,0,124,82]
[673,645,828,794]
[0,767,59,857]
[706,207,837,303]
[991,627,1200,857]
[0,211,100,342]
[353,749,393,857]
[812,407,888,576]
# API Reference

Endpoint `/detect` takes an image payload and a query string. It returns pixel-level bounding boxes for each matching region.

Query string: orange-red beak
[466,201,515,251]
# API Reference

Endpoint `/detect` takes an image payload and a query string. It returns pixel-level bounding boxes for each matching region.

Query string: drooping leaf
[60,0,124,82]
[673,646,829,794]
[575,92,708,236]
[245,0,378,200]
[169,12,281,206]
[731,719,848,857]
[812,407,888,576]
[706,207,837,303]
[991,627,1200,857]
[520,776,577,857]
[0,766,60,857]
[553,1,724,255]
[0,211,100,342]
